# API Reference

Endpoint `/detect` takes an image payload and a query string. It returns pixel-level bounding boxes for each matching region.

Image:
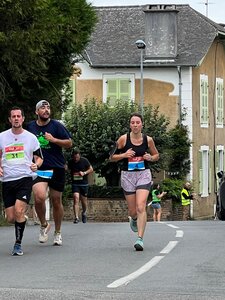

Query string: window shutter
[200,77,208,125]
[208,150,212,194]
[216,80,224,126]
[107,79,131,106]
[198,150,203,195]
[107,79,117,106]
[215,149,219,192]
[119,79,131,100]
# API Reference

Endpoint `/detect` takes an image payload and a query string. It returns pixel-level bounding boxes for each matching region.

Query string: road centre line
[107,222,183,289]
[107,256,164,288]
[160,241,179,254]
[167,224,179,229]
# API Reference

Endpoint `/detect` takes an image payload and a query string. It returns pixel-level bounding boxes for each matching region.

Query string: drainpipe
[177,66,194,219]
[177,66,182,123]
[190,199,194,219]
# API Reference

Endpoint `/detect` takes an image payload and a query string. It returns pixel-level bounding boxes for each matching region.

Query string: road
[0,220,225,299]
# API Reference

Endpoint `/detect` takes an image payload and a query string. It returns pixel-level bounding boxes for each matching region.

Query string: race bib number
[128,156,145,171]
[73,172,83,180]
[5,143,25,165]
[36,170,53,179]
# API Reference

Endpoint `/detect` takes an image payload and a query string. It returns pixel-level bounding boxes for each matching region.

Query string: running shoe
[73,218,79,224]
[39,223,51,243]
[134,237,144,251]
[53,232,62,246]
[82,212,87,223]
[129,216,138,232]
[12,243,23,256]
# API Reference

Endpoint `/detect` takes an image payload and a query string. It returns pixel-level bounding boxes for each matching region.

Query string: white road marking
[107,256,164,288]
[160,241,179,254]
[167,224,179,229]
[176,230,184,238]
[107,222,183,288]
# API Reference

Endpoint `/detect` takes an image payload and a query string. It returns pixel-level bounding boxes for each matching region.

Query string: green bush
[0,216,10,227]
[161,178,184,203]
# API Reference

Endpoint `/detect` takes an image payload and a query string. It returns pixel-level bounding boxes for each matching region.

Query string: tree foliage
[166,122,191,180]
[64,98,171,186]
[0,0,97,130]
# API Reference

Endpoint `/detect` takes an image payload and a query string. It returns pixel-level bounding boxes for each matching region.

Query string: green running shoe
[129,216,138,232]
[134,237,144,251]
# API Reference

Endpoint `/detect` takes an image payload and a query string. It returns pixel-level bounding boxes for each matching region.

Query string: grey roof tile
[85,4,225,67]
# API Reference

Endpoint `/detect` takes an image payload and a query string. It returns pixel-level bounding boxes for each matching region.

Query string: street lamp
[135,39,146,115]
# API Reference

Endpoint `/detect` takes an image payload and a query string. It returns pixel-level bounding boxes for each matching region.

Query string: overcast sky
[89,0,225,24]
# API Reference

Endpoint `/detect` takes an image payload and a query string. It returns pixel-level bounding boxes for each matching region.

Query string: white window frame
[200,74,209,128]
[199,145,211,197]
[102,73,135,104]
[216,78,224,128]
[215,145,224,191]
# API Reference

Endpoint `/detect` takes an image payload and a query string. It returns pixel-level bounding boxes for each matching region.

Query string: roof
[85,4,225,68]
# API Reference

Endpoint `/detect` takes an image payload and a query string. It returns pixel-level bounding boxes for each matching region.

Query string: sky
[89,0,225,24]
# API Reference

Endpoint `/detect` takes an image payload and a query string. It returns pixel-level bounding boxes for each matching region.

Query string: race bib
[36,170,53,179]
[128,156,145,171]
[5,143,25,165]
[73,172,83,180]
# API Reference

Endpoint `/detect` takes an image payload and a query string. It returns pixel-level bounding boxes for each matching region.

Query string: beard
[39,115,50,121]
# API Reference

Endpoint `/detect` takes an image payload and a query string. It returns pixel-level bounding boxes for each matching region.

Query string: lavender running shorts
[121,169,152,194]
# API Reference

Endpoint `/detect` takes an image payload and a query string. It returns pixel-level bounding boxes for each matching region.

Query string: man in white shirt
[0,106,43,256]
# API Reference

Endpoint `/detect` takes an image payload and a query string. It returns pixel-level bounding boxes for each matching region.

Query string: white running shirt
[0,129,40,182]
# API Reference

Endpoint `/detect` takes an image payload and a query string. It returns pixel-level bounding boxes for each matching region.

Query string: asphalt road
[1,220,225,300]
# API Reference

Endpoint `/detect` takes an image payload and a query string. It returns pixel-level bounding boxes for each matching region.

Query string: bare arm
[80,165,94,177]
[0,150,3,176]
[109,135,135,162]
[143,136,159,162]
[44,132,72,149]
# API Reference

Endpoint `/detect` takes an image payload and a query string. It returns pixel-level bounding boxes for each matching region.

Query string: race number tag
[128,156,145,171]
[73,172,83,180]
[5,143,25,165]
[36,170,53,179]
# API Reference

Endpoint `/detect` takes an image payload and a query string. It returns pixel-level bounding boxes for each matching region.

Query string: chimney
[144,4,178,59]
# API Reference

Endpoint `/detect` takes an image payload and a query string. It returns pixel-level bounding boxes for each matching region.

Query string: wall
[192,40,225,218]
[62,198,184,222]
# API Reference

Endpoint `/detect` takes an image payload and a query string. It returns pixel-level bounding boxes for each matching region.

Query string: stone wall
[26,198,183,222]
[63,198,183,222]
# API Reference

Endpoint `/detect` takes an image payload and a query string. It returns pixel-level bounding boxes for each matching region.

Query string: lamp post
[135,39,146,115]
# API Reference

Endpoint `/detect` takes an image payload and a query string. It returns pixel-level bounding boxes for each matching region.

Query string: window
[216,78,224,127]
[200,75,209,127]
[215,145,224,191]
[198,146,211,197]
[103,74,135,106]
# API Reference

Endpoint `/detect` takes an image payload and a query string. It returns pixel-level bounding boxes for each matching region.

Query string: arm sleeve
[181,192,193,200]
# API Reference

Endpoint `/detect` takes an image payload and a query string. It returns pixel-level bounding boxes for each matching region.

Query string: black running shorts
[2,177,33,208]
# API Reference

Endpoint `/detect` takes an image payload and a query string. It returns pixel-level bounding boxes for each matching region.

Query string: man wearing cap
[27,100,72,246]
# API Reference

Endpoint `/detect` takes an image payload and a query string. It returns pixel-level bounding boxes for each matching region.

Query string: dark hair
[72,148,80,156]
[129,112,143,123]
[152,183,160,190]
[8,106,24,117]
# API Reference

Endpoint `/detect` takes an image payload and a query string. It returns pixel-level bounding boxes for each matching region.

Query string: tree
[166,122,191,179]
[0,0,97,130]
[64,98,171,186]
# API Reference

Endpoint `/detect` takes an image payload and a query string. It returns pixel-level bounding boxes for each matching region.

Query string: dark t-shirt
[27,119,71,169]
[68,157,91,185]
